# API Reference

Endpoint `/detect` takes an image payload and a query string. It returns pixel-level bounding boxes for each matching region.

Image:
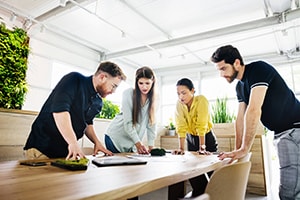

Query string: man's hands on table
[217,149,248,163]
[66,142,113,160]
[93,142,113,156]
[172,149,213,155]
[66,142,86,160]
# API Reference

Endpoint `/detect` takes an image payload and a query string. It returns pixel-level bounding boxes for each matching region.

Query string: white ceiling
[1,0,300,74]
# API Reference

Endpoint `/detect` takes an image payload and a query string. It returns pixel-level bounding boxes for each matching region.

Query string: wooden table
[0,152,223,200]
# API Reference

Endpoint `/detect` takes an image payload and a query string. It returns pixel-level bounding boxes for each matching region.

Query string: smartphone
[20,161,47,166]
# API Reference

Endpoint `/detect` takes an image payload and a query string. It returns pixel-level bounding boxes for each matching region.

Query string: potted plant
[211,97,235,123]
[211,97,235,136]
[165,118,176,136]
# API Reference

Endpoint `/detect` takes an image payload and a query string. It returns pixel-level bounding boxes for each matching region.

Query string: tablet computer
[92,156,147,167]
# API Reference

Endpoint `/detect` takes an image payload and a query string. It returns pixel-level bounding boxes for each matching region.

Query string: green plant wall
[0,24,30,109]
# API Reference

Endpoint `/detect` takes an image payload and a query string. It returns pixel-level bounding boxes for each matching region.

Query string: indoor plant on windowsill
[211,96,236,136]
[165,118,176,136]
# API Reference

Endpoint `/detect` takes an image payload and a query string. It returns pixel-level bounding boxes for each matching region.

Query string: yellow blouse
[175,95,212,137]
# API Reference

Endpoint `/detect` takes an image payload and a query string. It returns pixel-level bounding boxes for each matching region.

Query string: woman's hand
[172,149,185,155]
[197,150,212,155]
[135,142,149,154]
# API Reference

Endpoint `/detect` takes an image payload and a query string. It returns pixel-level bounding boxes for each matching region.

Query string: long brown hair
[132,66,156,126]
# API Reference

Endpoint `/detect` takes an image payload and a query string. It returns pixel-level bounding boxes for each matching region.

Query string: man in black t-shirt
[211,45,300,200]
[24,61,126,160]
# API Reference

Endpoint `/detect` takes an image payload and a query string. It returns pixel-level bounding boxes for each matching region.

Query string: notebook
[92,156,147,167]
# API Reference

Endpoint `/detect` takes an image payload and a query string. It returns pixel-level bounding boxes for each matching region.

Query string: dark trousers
[104,134,120,153]
[186,131,218,197]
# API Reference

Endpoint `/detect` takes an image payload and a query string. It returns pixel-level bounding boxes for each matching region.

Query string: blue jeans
[104,134,120,153]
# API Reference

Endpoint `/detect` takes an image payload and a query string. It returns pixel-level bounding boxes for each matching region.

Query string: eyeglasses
[111,82,118,91]
[104,73,119,91]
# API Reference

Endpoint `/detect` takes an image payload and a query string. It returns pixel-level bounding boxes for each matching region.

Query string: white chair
[204,161,252,200]
[206,151,252,182]
[237,152,252,162]
[183,152,252,199]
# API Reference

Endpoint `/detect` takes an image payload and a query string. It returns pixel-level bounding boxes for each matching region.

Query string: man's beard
[227,70,238,83]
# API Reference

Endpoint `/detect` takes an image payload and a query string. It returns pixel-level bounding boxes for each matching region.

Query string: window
[105,81,130,108]
[51,61,129,107]
[51,61,90,89]
[160,83,178,126]
[160,79,200,126]
[201,76,238,116]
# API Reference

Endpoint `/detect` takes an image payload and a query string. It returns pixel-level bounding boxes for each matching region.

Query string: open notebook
[92,156,147,167]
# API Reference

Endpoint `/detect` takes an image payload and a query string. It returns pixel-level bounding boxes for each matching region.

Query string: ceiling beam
[35,0,94,21]
[154,51,298,74]
[106,8,300,59]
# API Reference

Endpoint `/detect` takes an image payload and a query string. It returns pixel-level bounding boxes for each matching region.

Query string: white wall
[22,28,134,111]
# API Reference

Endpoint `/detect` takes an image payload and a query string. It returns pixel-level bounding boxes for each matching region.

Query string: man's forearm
[53,112,77,145]
[240,109,261,152]
[235,122,243,150]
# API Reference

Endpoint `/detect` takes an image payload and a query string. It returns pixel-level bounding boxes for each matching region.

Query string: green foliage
[167,121,176,130]
[0,24,30,109]
[96,99,120,119]
[55,158,89,166]
[165,117,176,130]
[211,97,235,123]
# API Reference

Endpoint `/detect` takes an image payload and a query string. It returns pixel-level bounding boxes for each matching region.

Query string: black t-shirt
[24,72,102,158]
[236,61,300,134]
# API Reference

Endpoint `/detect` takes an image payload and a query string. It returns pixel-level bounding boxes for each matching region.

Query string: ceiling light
[40,24,45,33]
[121,31,126,38]
[266,0,292,14]
[23,19,32,30]
[275,27,297,54]
[10,13,17,22]
[60,0,68,7]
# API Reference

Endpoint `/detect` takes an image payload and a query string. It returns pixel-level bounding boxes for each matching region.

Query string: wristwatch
[200,144,206,150]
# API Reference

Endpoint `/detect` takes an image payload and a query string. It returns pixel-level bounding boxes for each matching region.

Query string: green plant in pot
[165,117,176,136]
[211,97,235,123]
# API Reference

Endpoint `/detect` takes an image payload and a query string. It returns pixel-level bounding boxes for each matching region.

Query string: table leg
[168,181,185,200]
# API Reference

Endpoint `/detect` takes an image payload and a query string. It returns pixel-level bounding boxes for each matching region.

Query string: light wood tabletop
[0,152,223,200]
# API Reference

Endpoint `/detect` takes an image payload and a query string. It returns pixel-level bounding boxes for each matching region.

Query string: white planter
[168,130,176,136]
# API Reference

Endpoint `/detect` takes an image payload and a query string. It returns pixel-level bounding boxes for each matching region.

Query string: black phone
[20,161,47,166]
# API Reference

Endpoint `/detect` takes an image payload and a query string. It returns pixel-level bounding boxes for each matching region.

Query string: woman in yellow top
[174,78,218,197]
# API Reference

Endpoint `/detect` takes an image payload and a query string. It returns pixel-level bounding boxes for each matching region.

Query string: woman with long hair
[105,66,157,154]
